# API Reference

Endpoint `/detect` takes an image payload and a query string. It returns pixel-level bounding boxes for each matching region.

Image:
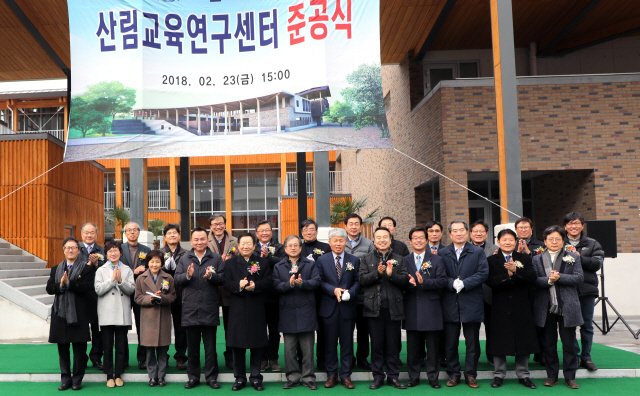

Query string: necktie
[415,255,421,267]
[431,246,437,253]
[506,255,511,262]
[67,264,73,273]
[336,256,342,280]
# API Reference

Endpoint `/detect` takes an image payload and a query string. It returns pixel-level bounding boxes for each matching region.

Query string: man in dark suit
[425,220,446,367]
[253,220,285,372]
[359,227,409,389]
[515,217,545,257]
[316,228,360,390]
[299,219,330,371]
[47,237,96,391]
[378,217,410,257]
[78,222,105,370]
[119,222,151,369]
[223,233,272,391]
[403,227,447,389]
[439,220,489,389]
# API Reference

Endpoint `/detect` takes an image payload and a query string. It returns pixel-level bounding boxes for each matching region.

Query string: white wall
[0,297,49,340]
[594,253,640,317]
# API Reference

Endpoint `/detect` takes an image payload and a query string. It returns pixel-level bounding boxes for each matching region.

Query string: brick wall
[341,57,640,252]
[246,107,294,128]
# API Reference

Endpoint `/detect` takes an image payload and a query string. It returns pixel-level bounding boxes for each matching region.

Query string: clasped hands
[60,271,69,288]
[110,267,122,283]
[408,271,424,287]
[377,262,393,276]
[453,278,464,293]
[548,270,561,284]
[333,288,350,302]
[504,257,517,276]
[289,274,303,287]
[240,277,256,291]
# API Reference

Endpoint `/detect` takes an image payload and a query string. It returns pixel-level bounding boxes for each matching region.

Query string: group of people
[47,211,603,391]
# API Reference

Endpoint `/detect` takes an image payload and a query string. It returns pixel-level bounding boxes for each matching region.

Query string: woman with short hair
[95,240,135,388]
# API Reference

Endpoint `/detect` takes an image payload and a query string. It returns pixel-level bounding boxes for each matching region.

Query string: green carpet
[0,326,639,374]
[1,378,639,395]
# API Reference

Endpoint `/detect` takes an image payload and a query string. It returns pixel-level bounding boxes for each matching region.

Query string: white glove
[306,254,315,261]
[453,279,464,293]
[341,290,351,301]
[164,256,176,271]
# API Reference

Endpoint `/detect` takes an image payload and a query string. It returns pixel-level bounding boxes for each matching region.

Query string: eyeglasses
[286,244,301,248]
[472,230,487,234]
[82,231,96,235]
[257,230,271,234]
[302,228,317,233]
[516,226,531,230]
[546,237,563,243]
[427,229,442,233]
[63,246,78,251]
[210,222,225,228]
[411,236,426,241]
[566,221,582,227]
[125,228,140,233]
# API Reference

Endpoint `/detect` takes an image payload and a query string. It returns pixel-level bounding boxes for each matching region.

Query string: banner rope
[0,161,64,202]
[393,148,521,219]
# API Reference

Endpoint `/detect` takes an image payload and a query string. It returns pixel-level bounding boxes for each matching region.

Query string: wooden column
[169,157,177,210]
[63,98,68,141]
[490,0,523,223]
[115,160,123,207]
[224,156,232,233]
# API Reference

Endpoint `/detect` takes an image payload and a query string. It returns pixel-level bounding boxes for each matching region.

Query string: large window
[18,106,65,140]
[104,173,116,211]
[148,171,170,210]
[231,169,280,239]
[191,170,225,228]
[423,61,479,94]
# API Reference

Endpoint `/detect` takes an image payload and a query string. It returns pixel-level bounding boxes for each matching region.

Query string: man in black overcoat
[224,233,272,391]
[47,237,96,391]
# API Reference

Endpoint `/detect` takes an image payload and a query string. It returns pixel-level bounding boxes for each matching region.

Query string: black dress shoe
[177,361,188,370]
[283,380,299,389]
[208,380,221,389]
[138,361,147,370]
[304,381,318,390]
[149,378,158,387]
[406,379,419,387]
[581,360,598,371]
[184,380,200,389]
[369,379,384,390]
[252,381,264,391]
[357,359,372,370]
[92,361,103,370]
[71,384,82,391]
[519,378,536,389]
[490,377,503,388]
[58,383,71,391]
[429,380,441,389]
[232,381,246,391]
[158,378,166,387]
[387,379,407,389]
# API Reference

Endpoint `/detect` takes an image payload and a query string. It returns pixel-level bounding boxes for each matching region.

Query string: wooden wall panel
[0,137,104,267]
[279,196,344,243]
[147,211,181,227]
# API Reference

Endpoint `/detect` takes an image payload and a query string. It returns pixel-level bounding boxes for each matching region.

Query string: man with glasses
[254,220,285,372]
[120,222,151,369]
[207,214,239,369]
[563,212,604,372]
[78,222,105,370]
[47,237,96,391]
[515,217,545,257]
[299,219,330,371]
[425,221,446,255]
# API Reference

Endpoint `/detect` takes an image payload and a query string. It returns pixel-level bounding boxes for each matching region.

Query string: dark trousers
[232,347,263,384]
[368,308,401,380]
[574,295,596,362]
[284,332,316,383]
[542,312,578,380]
[146,345,169,379]
[323,309,356,379]
[484,301,492,362]
[125,296,146,364]
[171,302,188,363]
[88,322,102,363]
[58,342,87,386]
[101,325,128,379]
[222,305,232,362]
[354,304,369,362]
[316,314,326,366]
[444,321,481,379]
[264,303,280,362]
[186,325,218,381]
[406,330,439,382]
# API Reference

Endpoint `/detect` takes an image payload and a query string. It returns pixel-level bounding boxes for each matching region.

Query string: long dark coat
[402,252,447,331]
[77,243,104,323]
[174,248,225,327]
[223,254,272,349]
[134,269,176,347]
[272,257,321,333]
[439,242,489,323]
[47,261,95,344]
[485,251,539,356]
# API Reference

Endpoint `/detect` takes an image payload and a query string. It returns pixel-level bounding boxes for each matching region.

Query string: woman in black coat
[223,233,272,390]
[47,237,96,391]
[485,229,538,389]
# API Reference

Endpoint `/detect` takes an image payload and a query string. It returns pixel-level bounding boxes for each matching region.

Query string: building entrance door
[469,201,495,243]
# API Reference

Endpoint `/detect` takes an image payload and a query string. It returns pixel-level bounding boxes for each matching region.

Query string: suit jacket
[301,240,331,261]
[223,254,271,349]
[272,257,321,333]
[120,241,151,272]
[532,249,584,328]
[94,262,135,326]
[134,269,176,347]
[428,242,446,255]
[359,250,409,320]
[254,238,286,303]
[479,241,500,305]
[47,261,95,344]
[174,248,225,327]
[316,252,360,319]
[402,251,447,331]
[78,243,104,323]
[486,251,539,356]
[439,242,489,323]
[208,230,239,257]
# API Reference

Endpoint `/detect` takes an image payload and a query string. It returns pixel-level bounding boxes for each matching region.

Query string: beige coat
[208,230,238,306]
[134,269,176,347]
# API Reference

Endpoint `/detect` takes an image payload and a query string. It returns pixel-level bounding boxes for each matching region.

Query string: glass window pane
[232,170,247,211]
[265,169,280,210]
[459,62,478,78]
[468,180,488,201]
[248,170,265,210]
[430,68,453,90]
[148,172,159,191]
[522,179,532,200]
[212,171,225,212]
[490,179,499,200]
[433,182,440,201]
[248,211,266,230]
[193,170,212,212]
[232,212,248,230]
[194,214,211,229]
[122,172,130,191]
[159,172,170,190]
